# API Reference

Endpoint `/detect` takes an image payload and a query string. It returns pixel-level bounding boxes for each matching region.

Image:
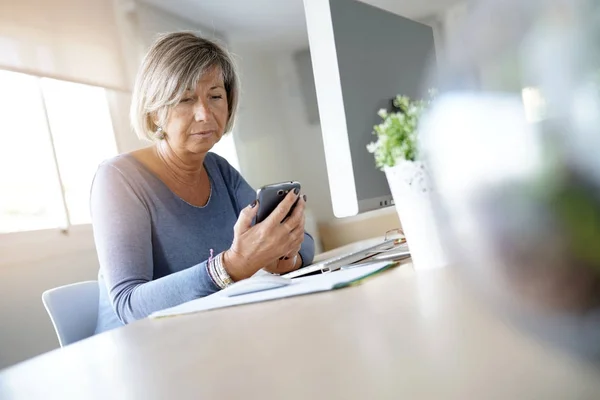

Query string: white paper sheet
[150,261,391,319]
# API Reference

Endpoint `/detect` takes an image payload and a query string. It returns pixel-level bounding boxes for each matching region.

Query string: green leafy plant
[367,93,433,170]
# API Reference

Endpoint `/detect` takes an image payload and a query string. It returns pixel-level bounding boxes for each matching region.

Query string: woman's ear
[150,111,160,131]
[152,107,170,131]
[148,112,166,140]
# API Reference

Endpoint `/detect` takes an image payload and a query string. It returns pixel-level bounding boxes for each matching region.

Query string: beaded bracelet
[207,250,233,289]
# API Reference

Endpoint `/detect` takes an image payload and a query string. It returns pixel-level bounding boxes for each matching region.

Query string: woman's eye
[211,95,223,100]
[180,98,193,104]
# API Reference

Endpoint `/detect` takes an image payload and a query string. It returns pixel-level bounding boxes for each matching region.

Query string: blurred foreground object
[421,0,600,359]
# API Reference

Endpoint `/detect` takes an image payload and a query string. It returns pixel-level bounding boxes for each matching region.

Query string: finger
[292,230,305,248]
[234,200,258,234]
[281,193,306,223]
[282,230,304,256]
[283,198,305,232]
[279,231,303,260]
[290,212,305,234]
[266,188,300,226]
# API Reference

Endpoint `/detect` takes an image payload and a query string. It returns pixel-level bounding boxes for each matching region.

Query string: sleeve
[218,156,316,267]
[90,164,220,324]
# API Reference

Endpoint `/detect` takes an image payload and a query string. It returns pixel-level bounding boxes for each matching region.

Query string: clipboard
[284,229,409,279]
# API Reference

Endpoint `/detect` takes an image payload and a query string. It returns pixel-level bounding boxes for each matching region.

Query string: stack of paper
[150,261,395,319]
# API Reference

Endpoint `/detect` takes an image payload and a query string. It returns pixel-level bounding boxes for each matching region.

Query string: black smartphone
[255,181,301,224]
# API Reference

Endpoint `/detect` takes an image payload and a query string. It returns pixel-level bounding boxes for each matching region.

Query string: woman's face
[162,67,229,155]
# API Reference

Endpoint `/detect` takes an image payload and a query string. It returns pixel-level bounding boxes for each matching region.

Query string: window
[0,70,118,234]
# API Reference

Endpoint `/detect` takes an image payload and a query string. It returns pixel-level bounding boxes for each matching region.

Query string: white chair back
[42,281,99,347]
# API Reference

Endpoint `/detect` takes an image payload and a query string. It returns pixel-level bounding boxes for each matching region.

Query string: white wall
[0,227,99,369]
[440,1,469,46]
[421,1,468,59]
[229,47,295,188]
[227,44,327,252]
[135,2,225,49]
[272,51,334,222]
[228,46,326,251]
[230,45,334,222]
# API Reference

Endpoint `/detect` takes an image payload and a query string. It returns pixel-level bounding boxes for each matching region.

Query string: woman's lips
[191,130,215,137]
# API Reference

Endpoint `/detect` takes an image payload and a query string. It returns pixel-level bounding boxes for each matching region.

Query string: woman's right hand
[223,190,305,281]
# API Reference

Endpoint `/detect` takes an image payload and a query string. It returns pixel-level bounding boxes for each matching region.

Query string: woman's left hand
[263,194,307,275]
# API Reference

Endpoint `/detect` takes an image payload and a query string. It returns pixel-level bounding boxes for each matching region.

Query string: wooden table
[1,262,600,399]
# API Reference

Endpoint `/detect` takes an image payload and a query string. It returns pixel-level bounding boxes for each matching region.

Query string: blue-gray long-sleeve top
[91,152,315,334]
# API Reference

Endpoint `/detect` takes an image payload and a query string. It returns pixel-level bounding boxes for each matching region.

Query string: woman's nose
[193,100,211,122]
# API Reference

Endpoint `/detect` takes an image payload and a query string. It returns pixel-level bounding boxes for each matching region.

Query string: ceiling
[140,0,462,50]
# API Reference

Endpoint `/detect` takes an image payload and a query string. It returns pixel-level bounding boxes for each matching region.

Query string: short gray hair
[131,32,240,141]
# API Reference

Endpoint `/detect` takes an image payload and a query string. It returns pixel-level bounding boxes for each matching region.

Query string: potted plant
[367,93,447,270]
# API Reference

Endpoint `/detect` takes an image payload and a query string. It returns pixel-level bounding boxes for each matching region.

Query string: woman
[91,32,314,334]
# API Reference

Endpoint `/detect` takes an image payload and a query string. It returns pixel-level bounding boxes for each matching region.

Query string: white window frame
[0,70,118,236]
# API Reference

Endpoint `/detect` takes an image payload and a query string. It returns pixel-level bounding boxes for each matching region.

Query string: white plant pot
[385,160,448,270]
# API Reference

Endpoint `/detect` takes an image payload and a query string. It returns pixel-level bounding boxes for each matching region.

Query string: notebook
[150,261,398,319]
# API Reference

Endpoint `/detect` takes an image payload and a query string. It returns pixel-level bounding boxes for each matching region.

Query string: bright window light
[0,70,118,233]
[0,71,66,233]
[41,78,118,225]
